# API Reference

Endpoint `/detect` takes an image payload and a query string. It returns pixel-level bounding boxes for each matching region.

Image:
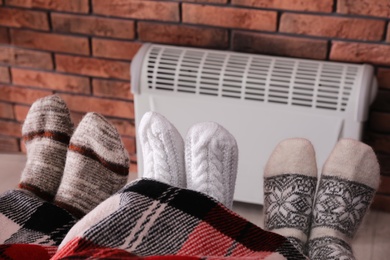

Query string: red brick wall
[0,0,389,210]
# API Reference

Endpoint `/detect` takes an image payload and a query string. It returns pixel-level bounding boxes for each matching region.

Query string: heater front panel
[134,93,343,204]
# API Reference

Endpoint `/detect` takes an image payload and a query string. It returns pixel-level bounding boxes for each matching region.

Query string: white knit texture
[139,112,186,188]
[321,138,380,189]
[264,138,318,178]
[185,122,238,209]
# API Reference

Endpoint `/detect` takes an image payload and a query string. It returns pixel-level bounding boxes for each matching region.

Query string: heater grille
[146,46,360,111]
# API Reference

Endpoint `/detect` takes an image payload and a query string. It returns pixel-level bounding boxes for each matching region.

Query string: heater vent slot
[146,46,361,112]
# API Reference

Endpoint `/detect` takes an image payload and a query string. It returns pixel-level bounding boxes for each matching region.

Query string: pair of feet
[1,95,130,245]
[264,139,380,259]
[139,112,238,209]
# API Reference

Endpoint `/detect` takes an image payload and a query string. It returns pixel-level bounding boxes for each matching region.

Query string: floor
[1,153,389,259]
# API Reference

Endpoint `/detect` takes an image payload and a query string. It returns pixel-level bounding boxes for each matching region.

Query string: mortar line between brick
[333,0,338,13]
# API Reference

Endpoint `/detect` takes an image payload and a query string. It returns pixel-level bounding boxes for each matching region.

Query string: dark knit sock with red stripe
[54,112,130,218]
[19,95,73,201]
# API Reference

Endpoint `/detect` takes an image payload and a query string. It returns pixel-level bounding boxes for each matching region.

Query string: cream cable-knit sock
[54,113,129,218]
[19,95,73,201]
[185,122,238,209]
[138,112,186,188]
[308,139,380,260]
[264,138,318,254]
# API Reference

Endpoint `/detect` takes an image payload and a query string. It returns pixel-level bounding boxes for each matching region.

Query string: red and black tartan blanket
[0,179,306,259]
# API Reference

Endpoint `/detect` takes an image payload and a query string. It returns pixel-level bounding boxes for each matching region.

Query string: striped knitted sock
[264,138,318,254]
[54,112,130,218]
[308,139,380,260]
[19,95,73,201]
[138,112,186,188]
[185,122,238,209]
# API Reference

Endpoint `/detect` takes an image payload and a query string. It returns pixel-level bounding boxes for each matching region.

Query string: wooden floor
[1,153,389,259]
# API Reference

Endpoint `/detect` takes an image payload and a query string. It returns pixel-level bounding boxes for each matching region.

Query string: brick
[280,14,385,41]
[130,162,138,174]
[0,7,49,30]
[20,139,26,153]
[59,94,134,118]
[378,175,390,194]
[56,55,130,80]
[109,118,135,137]
[92,39,141,61]
[0,120,21,137]
[13,104,29,122]
[0,66,10,83]
[377,68,390,89]
[0,136,19,152]
[232,0,333,12]
[365,132,390,154]
[338,0,390,18]
[92,79,133,100]
[122,136,135,154]
[181,0,227,3]
[139,23,228,49]
[10,29,89,55]
[330,42,390,65]
[5,0,89,13]
[0,85,52,104]
[183,4,276,31]
[378,154,390,176]
[372,194,390,212]
[0,46,52,69]
[0,27,9,44]
[12,68,90,94]
[0,102,14,119]
[69,111,84,126]
[369,112,390,133]
[93,0,179,22]
[52,13,135,39]
[233,31,327,60]
[387,25,390,43]
[372,90,390,112]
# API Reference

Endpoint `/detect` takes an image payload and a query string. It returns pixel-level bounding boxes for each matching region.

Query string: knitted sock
[185,122,238,209]
[1,95,76,245]
[264,138,318,254]
[308,139,380,260]
[54,112,130,218]
[138,111,186,188]
[19,95,73,201]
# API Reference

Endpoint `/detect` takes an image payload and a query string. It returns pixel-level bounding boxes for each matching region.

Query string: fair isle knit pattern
[185,122,238,209]
[139,112,186,188]
[264,139,318,255]
[19,95,73,201]
[54,112,130,218]
[0,190,77,246]
[308,139,380,260]
[54,179,306,260]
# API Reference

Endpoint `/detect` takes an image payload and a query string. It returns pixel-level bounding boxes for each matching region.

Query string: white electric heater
[130,43,377,205]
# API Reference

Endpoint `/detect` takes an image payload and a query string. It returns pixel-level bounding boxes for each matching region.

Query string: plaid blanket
[0,189,77,246]
[1,179,306,259]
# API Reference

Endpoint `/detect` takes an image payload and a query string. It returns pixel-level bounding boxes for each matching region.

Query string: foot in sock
[264,138,318,254]
[308,139,380,260]
[138,112,186,188]
[0,95,77,246]
[19,95,73,201]
[185,122,238,209]
[54,112,130,218]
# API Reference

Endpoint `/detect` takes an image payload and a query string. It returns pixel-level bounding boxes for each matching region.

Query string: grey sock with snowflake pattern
[264,138,318,254]
[308,139,380,260]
